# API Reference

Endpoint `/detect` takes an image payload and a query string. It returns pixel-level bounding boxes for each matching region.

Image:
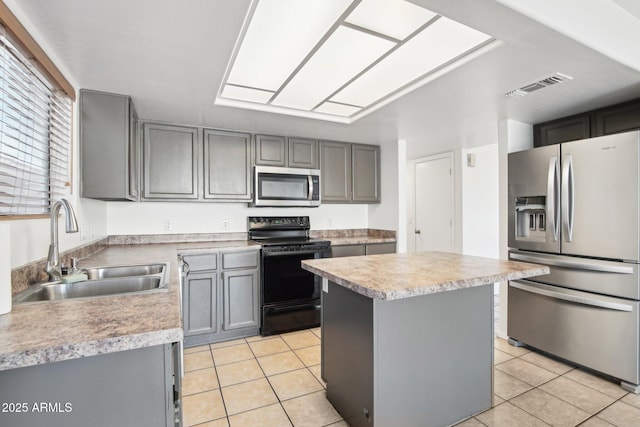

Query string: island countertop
[301,251,549,300]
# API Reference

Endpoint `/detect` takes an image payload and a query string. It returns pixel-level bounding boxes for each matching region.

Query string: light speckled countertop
[0,240,259,371]
[302,251,549,301]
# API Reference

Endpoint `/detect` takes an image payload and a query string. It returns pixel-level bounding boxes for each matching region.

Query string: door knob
[415,230,421,234]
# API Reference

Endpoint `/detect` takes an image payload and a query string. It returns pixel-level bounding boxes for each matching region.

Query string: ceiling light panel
[331,17,492,107]
[221,85,274,103]
[226,0,352,91]
[345,0,437,40]
[315,101,362,116]
[272,25,395,111]
[218,0,495,122]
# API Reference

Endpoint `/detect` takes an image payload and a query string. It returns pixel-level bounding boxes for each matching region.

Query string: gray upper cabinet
[255,134,319,169]
[288,137,318,169]
[204,129,252,200]
[352,144,380,203]
[79,89,139,201]
[142,123,200,199]
[255,134,286,166]
[320,141,352,202]
[321,141,380,203]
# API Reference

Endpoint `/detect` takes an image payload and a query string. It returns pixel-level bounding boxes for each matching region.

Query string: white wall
[461,144,499,258]
[368,139,399,232]
[3,0,110,269]
[106,202,368,235]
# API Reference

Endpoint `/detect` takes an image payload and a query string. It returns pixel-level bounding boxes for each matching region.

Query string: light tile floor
[182,329,640,427]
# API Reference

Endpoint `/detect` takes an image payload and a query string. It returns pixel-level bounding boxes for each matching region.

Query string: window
[0,25,72,216]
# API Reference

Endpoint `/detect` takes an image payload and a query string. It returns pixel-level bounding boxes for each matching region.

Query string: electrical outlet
[164,219,172,232]
[80,223,88,241]
[222,219,230,230]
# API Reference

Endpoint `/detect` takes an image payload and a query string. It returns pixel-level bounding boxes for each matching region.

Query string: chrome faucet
[46,198,79,280]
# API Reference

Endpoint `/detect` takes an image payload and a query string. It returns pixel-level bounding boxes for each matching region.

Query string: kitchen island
[302,251,548,427]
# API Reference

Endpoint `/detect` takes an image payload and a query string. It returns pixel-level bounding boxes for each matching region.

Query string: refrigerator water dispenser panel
[515,196,546,242]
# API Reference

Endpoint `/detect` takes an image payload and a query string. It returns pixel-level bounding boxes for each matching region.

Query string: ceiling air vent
[505,73,572,98]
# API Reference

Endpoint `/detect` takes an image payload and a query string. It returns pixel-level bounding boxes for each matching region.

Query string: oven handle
[262,248,331,257]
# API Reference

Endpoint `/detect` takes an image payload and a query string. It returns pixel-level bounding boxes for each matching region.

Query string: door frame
[407,151,460,253]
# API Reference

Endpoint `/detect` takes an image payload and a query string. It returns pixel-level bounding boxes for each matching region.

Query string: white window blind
[0,25,72,216]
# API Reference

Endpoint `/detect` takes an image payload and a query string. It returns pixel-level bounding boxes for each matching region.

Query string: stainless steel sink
[84,263,165,279]
[13,262,169,304]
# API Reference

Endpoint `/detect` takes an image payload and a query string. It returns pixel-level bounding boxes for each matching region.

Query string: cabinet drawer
[222,251,259,270]
[331,244,365,258]
[365,243,396,255]
[183,254,217,272]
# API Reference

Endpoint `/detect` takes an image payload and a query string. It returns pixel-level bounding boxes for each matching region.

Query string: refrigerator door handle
[510,251,635,274]
[510,280,633,312]
[547,157,560,242]
[561,154,575,242]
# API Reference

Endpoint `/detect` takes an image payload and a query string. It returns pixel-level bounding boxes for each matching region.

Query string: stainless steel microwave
[252,166,321,207]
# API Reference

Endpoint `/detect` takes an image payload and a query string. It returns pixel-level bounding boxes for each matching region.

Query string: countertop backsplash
[11,229,396,295]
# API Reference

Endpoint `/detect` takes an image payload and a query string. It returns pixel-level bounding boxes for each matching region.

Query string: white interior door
[414,155,453,252]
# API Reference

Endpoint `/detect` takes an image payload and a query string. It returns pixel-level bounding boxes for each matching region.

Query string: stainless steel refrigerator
[507,130,640,393]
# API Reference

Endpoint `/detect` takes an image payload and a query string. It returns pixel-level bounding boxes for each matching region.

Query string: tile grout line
[493,341,633,427]
[209,344,231,427]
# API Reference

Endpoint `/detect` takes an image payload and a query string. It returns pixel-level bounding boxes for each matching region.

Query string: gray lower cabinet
[204,129,252,200]
[183,270,218,337]
[320,141,380,203]
[143,123,200,199]
[0,344,179,427]
[222,269,259,331]
[80,89,139,200]
[332,242,396,258]
[181,250,259,347]
[255,134,319,169]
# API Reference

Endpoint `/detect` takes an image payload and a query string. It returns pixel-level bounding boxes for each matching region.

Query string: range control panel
[248,216,310,230]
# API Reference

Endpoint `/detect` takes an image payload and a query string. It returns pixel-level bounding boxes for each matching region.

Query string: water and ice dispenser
[515,196,546,242]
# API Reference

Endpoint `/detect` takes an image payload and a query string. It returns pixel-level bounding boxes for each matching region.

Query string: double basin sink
[13,263,169,304]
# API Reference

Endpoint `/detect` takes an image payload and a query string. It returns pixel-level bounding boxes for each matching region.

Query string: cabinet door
[183,271,218,337]
[352,144,380,203]
[288,137,318,169]
[320,141,351,202]
[533,114,590,147]
[255,134,286,166]
[204,129,252,200]
[593,99,640,137]
[80,89,136,201]
[222,269,259,331]
[143,123,199,199]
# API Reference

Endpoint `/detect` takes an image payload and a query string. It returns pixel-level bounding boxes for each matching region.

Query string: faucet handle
[69,257,81,275]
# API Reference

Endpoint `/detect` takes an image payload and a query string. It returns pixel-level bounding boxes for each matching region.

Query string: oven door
[262,249,324,305]
[260,246,329,335]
